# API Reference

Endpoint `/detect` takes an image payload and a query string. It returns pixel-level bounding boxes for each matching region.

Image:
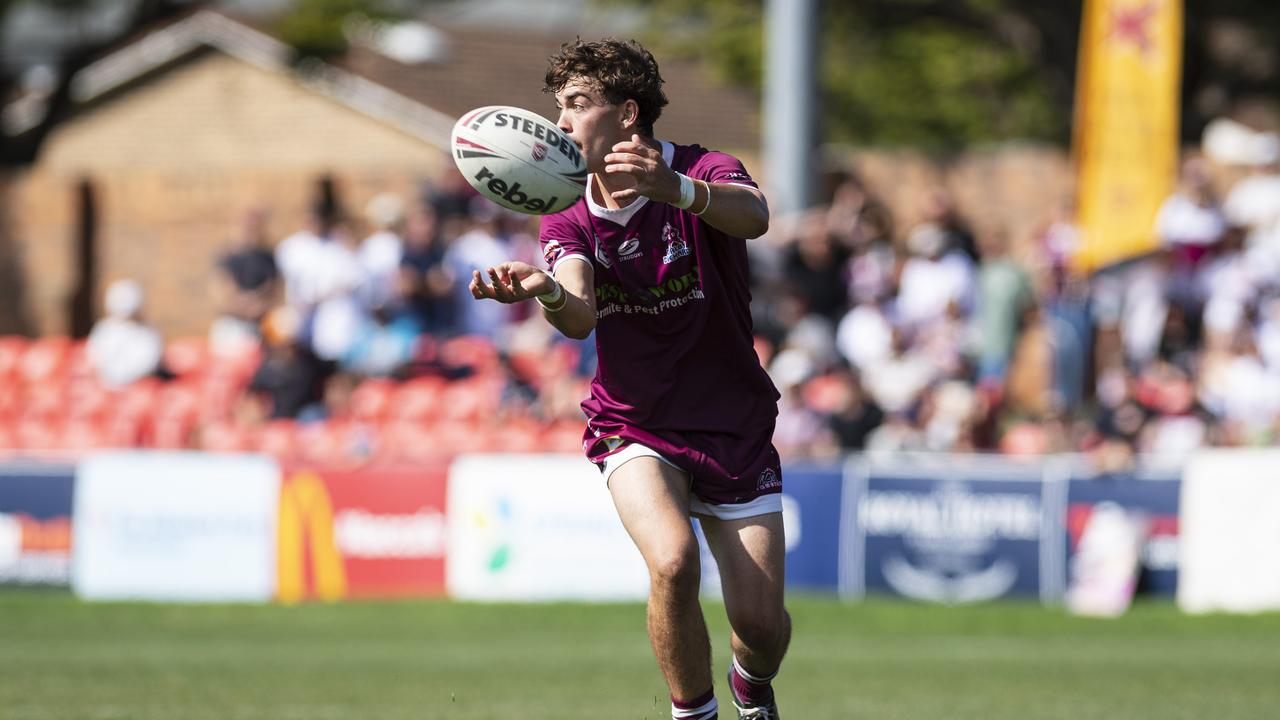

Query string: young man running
[469,38,790,719]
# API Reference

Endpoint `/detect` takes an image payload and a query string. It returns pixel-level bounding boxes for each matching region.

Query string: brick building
[0,9,760,339]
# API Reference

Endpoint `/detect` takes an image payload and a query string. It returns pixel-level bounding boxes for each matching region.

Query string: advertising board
[277,465,448,602]
[1179,449,1280,613]
[1066,469,1180,597]
[0,463,75,587]
[72,452,279,601]
[843,458,1066,603]
[446,454,649,601]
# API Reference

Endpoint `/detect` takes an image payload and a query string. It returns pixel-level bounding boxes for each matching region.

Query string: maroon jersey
[539,142,780,501]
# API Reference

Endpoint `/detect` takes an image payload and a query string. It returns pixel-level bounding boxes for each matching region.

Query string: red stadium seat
[16,417,61,451]
[209,341,263,384]
[430,419,495,454]
[507,343,578,389]
[199,419,251,453]
[196,370,246,423]
[542,421,586,453]
[164,337,209,378]
[60,419,113,452]
[0,336,26,379]
[256,419,300,459]
[21,382,65,423]
[0,381,21,423]
[351,378,397,423]
[19,336,72,384]
[378,420,449,462]
[62,340,94,381]
[391,377,447,422]
[493,417,545,452]
[439,376,501,422]
[65,377,112,422]
[147,410,197,449]
[100,410,145,448]
[440,335,500,375]
[114,378,162,424]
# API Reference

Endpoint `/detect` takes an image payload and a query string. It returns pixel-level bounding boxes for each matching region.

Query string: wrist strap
[673,173,697,209]
[536,279,567,313]
[691,180,712,216]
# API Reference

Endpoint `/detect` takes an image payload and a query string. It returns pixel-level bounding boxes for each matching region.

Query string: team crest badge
[661,223,691,264]
[542,238,562,265]
[532,142,548,161]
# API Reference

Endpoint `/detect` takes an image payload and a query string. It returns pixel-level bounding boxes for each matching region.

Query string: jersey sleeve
[688,151,758,188]
[538,211,593,274]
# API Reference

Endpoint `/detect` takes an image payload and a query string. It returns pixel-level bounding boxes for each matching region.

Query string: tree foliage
[274,0,411,59]
[602,0,1280,149]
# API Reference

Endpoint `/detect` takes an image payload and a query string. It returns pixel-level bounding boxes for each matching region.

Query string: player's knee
[730,606,786,650]
[647,544,700,594]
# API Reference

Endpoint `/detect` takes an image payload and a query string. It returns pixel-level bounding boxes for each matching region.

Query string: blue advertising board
[0,462,76,587]
[780,464,843,592]
[1067,469,1180,596]
[842,458,1067,603]
[695,462,844,596]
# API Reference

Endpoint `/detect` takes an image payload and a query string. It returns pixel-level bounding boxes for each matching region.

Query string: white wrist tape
[673,173,697,210]
[536,279,566,312]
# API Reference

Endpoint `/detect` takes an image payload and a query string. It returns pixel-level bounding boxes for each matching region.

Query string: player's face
[554,80,628,174]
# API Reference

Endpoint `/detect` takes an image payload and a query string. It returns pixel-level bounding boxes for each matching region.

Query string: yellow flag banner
[1072,0,1183,271]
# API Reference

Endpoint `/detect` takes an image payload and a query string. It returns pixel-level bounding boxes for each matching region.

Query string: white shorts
[600,443,782,521]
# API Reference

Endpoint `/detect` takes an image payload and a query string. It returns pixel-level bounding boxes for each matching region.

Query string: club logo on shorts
[661,223,691,264]
[593,435,626,455]
[756,467,781,491]
[532,142,548,161]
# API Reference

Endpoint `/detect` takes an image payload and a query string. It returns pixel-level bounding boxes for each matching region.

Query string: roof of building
[56,8,759,153]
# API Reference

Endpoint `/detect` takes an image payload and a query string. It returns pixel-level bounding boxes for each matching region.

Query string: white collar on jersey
[586,140,675,226]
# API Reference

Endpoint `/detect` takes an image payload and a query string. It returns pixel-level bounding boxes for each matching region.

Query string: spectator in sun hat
[87,279,165,388]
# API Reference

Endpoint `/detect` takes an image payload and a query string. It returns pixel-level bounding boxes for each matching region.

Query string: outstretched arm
[469,258,596,340]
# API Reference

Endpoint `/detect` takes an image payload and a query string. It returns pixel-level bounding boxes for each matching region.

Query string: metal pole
[763,0,819,216]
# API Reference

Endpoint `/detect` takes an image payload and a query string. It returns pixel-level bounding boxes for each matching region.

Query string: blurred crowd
[3,132,1279,468]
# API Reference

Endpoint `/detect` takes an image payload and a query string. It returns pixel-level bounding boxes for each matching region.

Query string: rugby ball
[451,105,587,215]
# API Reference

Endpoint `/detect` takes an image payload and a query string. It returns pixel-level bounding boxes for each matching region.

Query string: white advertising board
[446,454,650,601]
[1179,449,1280,613]
[73,452,279,602]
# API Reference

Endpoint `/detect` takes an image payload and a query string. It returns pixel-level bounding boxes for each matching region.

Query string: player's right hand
[469,261,556,304]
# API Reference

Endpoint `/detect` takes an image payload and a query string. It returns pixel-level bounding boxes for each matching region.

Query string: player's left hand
[603,135,681,204]
[469,261,555,304]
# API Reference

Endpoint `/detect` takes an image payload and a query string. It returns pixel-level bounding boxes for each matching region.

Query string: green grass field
[2,591,1279,720]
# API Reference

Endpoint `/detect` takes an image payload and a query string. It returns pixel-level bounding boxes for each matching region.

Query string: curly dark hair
[544,38,668,136]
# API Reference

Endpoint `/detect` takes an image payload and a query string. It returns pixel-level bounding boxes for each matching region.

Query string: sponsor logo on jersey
[661,223,691,264]
[722,171,753,182]
[617,236,642,262]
